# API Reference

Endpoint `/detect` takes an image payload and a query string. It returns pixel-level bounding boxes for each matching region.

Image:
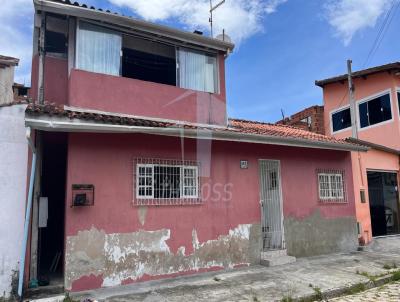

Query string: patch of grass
[281,296,293,302]
[252,296,260,302]
[344,283,366,295]
[63,292,79,302]
[383,263,392,270]
[213,276,221,282]
[391,271,400,281]
[311,286,323,301]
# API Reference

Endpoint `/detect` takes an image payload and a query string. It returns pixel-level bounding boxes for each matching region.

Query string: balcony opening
[75,21,219,93]
[45,14,68,57]
[122,36,176,86]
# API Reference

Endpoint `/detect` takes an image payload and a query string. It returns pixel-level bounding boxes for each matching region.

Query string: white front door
[259,160,285,250]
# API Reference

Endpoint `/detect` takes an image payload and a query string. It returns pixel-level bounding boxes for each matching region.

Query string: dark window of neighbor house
[359,93,392,128]
[397,92,400,114]
[332,107,351,132]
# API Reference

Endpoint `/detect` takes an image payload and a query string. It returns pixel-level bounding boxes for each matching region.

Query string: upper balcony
[31,0,234,126]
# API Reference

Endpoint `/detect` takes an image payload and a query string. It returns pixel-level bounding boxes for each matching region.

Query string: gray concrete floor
[68,236,400,302]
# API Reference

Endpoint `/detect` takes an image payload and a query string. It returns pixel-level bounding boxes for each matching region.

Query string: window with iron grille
[134,158,200,205]
[317,169,347,203]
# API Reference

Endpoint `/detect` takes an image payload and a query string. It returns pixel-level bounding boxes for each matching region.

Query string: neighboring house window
[397,92,400,114]
[317,170,346,203]
[135,159,200,205]
[359,93,392,128]
[76,21,122,76]
[178,48,218,93]
[331,107,351,132]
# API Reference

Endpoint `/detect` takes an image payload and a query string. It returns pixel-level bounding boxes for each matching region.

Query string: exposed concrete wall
[0,105,28,299]
[284,210,358,257]
[65,223,261,291]
[0,66,15,106]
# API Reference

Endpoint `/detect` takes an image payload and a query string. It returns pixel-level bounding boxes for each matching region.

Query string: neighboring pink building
[316,62,400,244]
[20,0,365,296]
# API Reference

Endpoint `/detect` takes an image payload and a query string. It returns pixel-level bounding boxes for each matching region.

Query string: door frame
[258,159,286,250]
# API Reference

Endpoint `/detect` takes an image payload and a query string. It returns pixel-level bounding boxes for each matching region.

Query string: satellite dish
[215,33,232,43]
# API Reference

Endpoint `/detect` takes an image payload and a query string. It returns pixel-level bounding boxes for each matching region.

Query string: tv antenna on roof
[209,0,225,38]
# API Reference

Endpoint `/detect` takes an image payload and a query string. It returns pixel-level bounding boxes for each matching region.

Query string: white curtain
[76,22,122,76]
[178,48,217,93]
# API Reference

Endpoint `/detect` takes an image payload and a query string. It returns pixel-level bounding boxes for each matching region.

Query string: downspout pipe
[18,127,37,300]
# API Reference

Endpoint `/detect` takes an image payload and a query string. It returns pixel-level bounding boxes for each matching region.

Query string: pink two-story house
[316,62,400,245]
[19,0,366,296]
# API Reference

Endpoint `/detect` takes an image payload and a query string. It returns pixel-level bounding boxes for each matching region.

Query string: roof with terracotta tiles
[25,103,364,151]
[228,118,349,145]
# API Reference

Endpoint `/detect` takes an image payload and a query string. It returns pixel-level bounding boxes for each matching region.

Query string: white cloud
[108,0,287,44]
[0,0,34,85]
[324,0,395,46]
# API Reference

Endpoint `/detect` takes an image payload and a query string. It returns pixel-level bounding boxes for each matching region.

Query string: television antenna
[209,0,225,38]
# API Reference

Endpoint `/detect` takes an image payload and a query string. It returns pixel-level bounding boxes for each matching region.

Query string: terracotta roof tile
[228,118,348,145]
[26,103,363,149]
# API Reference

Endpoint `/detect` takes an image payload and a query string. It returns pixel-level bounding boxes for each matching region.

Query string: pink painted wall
[323,72,400,149]
[64,133,356,291]
[68,54,227,125]
[322,71,400,244]
[30,55,69,105]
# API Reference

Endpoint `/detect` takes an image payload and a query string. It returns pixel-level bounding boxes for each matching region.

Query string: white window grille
[317,169,347,203]
[134,158,201,206]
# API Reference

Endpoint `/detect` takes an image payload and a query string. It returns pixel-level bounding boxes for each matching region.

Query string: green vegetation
[63,292,79,302]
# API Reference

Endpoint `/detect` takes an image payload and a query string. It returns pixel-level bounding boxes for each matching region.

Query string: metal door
[259,160,285,250]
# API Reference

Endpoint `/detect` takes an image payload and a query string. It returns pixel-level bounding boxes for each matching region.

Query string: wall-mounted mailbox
[72,184,94,207]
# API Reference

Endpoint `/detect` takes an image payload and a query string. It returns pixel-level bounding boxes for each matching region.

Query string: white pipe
[18,127,37,299]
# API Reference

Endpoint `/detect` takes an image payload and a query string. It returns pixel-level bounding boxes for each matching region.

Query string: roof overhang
[346,137,400,155]
[315,62,400,87]
[33,0,235,53]
[25,115,368,152]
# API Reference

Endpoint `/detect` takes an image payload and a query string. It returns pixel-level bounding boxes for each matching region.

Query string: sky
[1,0,400,122]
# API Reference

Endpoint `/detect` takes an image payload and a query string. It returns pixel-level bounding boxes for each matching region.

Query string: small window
[332,107,351,132]
[317,170,346,203]
[135,159,200,205]
[360,189,366,203]
[359,93,392,128]
[397,92,400,115]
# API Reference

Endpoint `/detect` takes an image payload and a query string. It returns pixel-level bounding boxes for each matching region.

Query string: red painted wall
[64,133,356,293]
[68,54,227,125]
[30,55,69,105]
[65,134,355,237]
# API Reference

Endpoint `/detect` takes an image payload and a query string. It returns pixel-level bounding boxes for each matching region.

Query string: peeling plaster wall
[284,210,358,257]
[65,224,261,290]
[0,105,28,298]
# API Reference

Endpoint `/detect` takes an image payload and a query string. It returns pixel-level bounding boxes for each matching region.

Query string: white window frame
[330,104,351,134]
[181,166,199,198]
[136,164,154,199]
[356,89,394,131]
[318,172,345,201]
[136,163,199,200]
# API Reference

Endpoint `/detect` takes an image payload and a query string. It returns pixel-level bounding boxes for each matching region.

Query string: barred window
[134,159,200,206]
[317,170,346,203]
